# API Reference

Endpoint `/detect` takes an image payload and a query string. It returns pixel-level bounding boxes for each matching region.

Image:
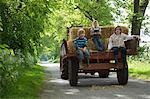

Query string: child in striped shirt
[74,29,90,68]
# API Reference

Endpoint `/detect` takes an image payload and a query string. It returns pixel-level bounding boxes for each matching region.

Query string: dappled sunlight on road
[49,78,69,85]
[113,94,129,98]
[139,95,150,99]
[39,62,60,67]
[40,62,150,99]
[64,89,80,95]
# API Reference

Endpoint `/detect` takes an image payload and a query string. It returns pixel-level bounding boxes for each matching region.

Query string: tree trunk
[131,0,140,35]
[131,0,149,35]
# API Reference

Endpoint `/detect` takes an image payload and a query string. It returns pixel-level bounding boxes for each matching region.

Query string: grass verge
[2,65,45,99]
[129,61,150,80]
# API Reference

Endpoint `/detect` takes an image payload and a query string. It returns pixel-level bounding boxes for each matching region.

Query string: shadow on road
[40,63,150,99]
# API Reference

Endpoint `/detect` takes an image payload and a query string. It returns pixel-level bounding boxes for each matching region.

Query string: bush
[0,44,18,93]
[128,45,150,63]
[0,44,36,96]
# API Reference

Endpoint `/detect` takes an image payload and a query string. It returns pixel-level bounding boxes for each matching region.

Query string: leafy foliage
[40,0,115,62]
[0,0,50,95]
[74,0,113,25]
[0,45,19,94]
[1,64,44,98]
[128,45,150,63]
[0,0,50,57]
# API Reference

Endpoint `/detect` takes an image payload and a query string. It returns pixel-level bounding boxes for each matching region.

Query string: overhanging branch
[75,5,93,21]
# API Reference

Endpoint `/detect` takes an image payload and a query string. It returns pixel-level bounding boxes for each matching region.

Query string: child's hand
[83,47,87,52]
[133,35,140,41]
[93,32,97,35]
[78,48,82,50]
[99,32,102,35]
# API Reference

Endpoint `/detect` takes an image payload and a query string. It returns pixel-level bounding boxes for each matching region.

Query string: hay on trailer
[101,26,128,38]
[67,40,76,54]
[67,26,129,53]
[84,27,91,39]
[68,26,128,40]
[67,38,109,54]
[103,38,109,50]
[69,27,91,40]
[87,39,96,50]
[69,27,79,40]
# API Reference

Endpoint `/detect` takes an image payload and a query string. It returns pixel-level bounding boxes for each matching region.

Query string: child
[90,20,104,51]
[74,29,90,68]
[108,26,139,65]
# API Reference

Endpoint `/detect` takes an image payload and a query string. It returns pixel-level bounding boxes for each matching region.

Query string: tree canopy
[0,0,149,62]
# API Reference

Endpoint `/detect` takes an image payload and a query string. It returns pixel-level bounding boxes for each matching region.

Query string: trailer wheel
[117,62,128,85]
[98,70,109,78]
[68,59,78,86]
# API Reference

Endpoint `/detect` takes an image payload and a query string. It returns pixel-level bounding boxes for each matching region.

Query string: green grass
[2,65,45,99]
[129,61,150,80]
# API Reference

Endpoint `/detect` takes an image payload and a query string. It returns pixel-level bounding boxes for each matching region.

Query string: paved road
[40,63,150,99]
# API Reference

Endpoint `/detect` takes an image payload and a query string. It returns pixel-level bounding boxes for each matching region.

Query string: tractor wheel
[117,62,128,85]
[68,59,78,86]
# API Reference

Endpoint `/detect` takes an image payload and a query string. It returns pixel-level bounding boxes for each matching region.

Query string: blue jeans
[76,49,90,64]
[92,36,104,51]
[111,47,127,65]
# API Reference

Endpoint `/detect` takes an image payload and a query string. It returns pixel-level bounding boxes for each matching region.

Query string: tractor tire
[117,62,128,85]
[68,59,78,86]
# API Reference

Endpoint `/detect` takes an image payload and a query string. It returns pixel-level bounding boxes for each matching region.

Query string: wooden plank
[66,49,136,60]
[81,63,123,70]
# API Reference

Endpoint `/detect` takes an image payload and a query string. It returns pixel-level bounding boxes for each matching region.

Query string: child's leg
[97,38,104,51]
[83,49,90,66]
[93,36,102,51]
[120,47,127,66]
[112,47,119,64]
[76,49,84,67]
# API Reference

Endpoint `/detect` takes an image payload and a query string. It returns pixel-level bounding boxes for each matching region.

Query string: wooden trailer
[60,26,139,86]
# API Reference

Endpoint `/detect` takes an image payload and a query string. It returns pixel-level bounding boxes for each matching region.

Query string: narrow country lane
[40,63,150,99]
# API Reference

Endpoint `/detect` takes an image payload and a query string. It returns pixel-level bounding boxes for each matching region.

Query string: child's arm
[98,27,102,35]
[74,38,79,50]
[108,36,113,50]
[82,47,87,51]
[83,38,88,51]
[90,28,94,36]
[94,27,102,35]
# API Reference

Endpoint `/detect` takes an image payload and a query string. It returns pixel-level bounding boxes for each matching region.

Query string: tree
[131,0,149,35]
[74,0,113,25]
[0,0,51,59]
